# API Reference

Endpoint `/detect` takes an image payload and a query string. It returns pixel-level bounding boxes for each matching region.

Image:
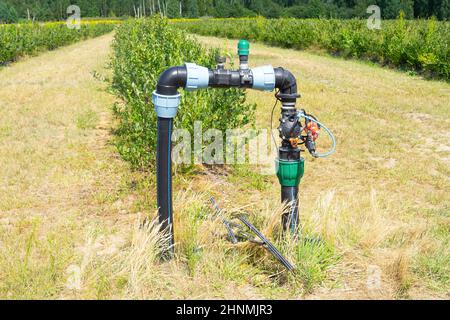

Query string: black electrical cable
[270,90,280,150]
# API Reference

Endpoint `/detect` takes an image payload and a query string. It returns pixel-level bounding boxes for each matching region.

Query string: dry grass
[0,33,136,299]
[0,33,448,299]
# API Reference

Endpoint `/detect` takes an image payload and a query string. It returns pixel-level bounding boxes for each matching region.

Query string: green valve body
[275,158,305,187]
[237,39,250,56]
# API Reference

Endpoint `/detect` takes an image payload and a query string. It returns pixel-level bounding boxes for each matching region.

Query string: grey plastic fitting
[185,63,210,90]
[252,65,276,91]
[152,92,181,118]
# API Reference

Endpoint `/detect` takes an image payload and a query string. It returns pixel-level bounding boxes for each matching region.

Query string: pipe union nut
[185,63,209,91]
[252,65,275,91]
[152,91,181,118]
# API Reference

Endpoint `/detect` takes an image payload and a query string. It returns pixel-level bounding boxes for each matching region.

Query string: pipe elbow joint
[274,68,299,103]
[153,66,187,118]
[156,66,187,95]
[153,63,210,118]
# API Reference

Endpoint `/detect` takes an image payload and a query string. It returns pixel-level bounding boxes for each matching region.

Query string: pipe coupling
[252,65,275,91]
[152,91,181,118]
[185,63,209,91]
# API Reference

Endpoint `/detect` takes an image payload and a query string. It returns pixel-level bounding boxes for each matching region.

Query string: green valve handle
[237,39,250,56]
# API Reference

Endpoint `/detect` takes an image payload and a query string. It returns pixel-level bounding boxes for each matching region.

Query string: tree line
[0,0,448,23]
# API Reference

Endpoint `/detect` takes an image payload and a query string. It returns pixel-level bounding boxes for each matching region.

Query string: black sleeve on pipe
[239,55,249,65]
[157,117,175,257]
[156,66,188,95]
[208,69,244,88]
[281,186,299,232]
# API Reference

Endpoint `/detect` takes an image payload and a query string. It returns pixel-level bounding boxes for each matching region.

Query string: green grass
[0,217,75,299]
[292,238,340,293]
[76,110,99,130]
[413,222,450,292]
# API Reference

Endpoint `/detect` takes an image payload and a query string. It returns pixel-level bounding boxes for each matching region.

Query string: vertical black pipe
[275,67,301,234]
[156,117,174,257]
[281,186,299,233]
[278,144,301,234]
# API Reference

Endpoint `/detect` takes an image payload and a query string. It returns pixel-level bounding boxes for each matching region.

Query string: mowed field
[0,33,448,299]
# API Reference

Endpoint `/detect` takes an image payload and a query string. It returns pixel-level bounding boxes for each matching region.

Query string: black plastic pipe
[156,66,187,95]
[281,186,299,232]
[276,67,300,232]
[275,67,298,102]
[155,66,187,258]
[156,117,174,258]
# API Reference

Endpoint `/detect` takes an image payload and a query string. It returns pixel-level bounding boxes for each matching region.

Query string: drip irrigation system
[152,40,335,258]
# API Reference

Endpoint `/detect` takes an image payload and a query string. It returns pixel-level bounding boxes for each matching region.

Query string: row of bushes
[0,21,117,65]
[173,17,450,80]
[111,17,255,169]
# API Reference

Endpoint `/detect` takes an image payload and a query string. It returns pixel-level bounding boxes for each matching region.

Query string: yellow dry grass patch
[0,33,137,298]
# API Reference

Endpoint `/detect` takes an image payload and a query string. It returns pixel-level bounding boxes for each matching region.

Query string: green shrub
[173,17,450,80]
[111,17,255,169]
[0,22,116,65]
